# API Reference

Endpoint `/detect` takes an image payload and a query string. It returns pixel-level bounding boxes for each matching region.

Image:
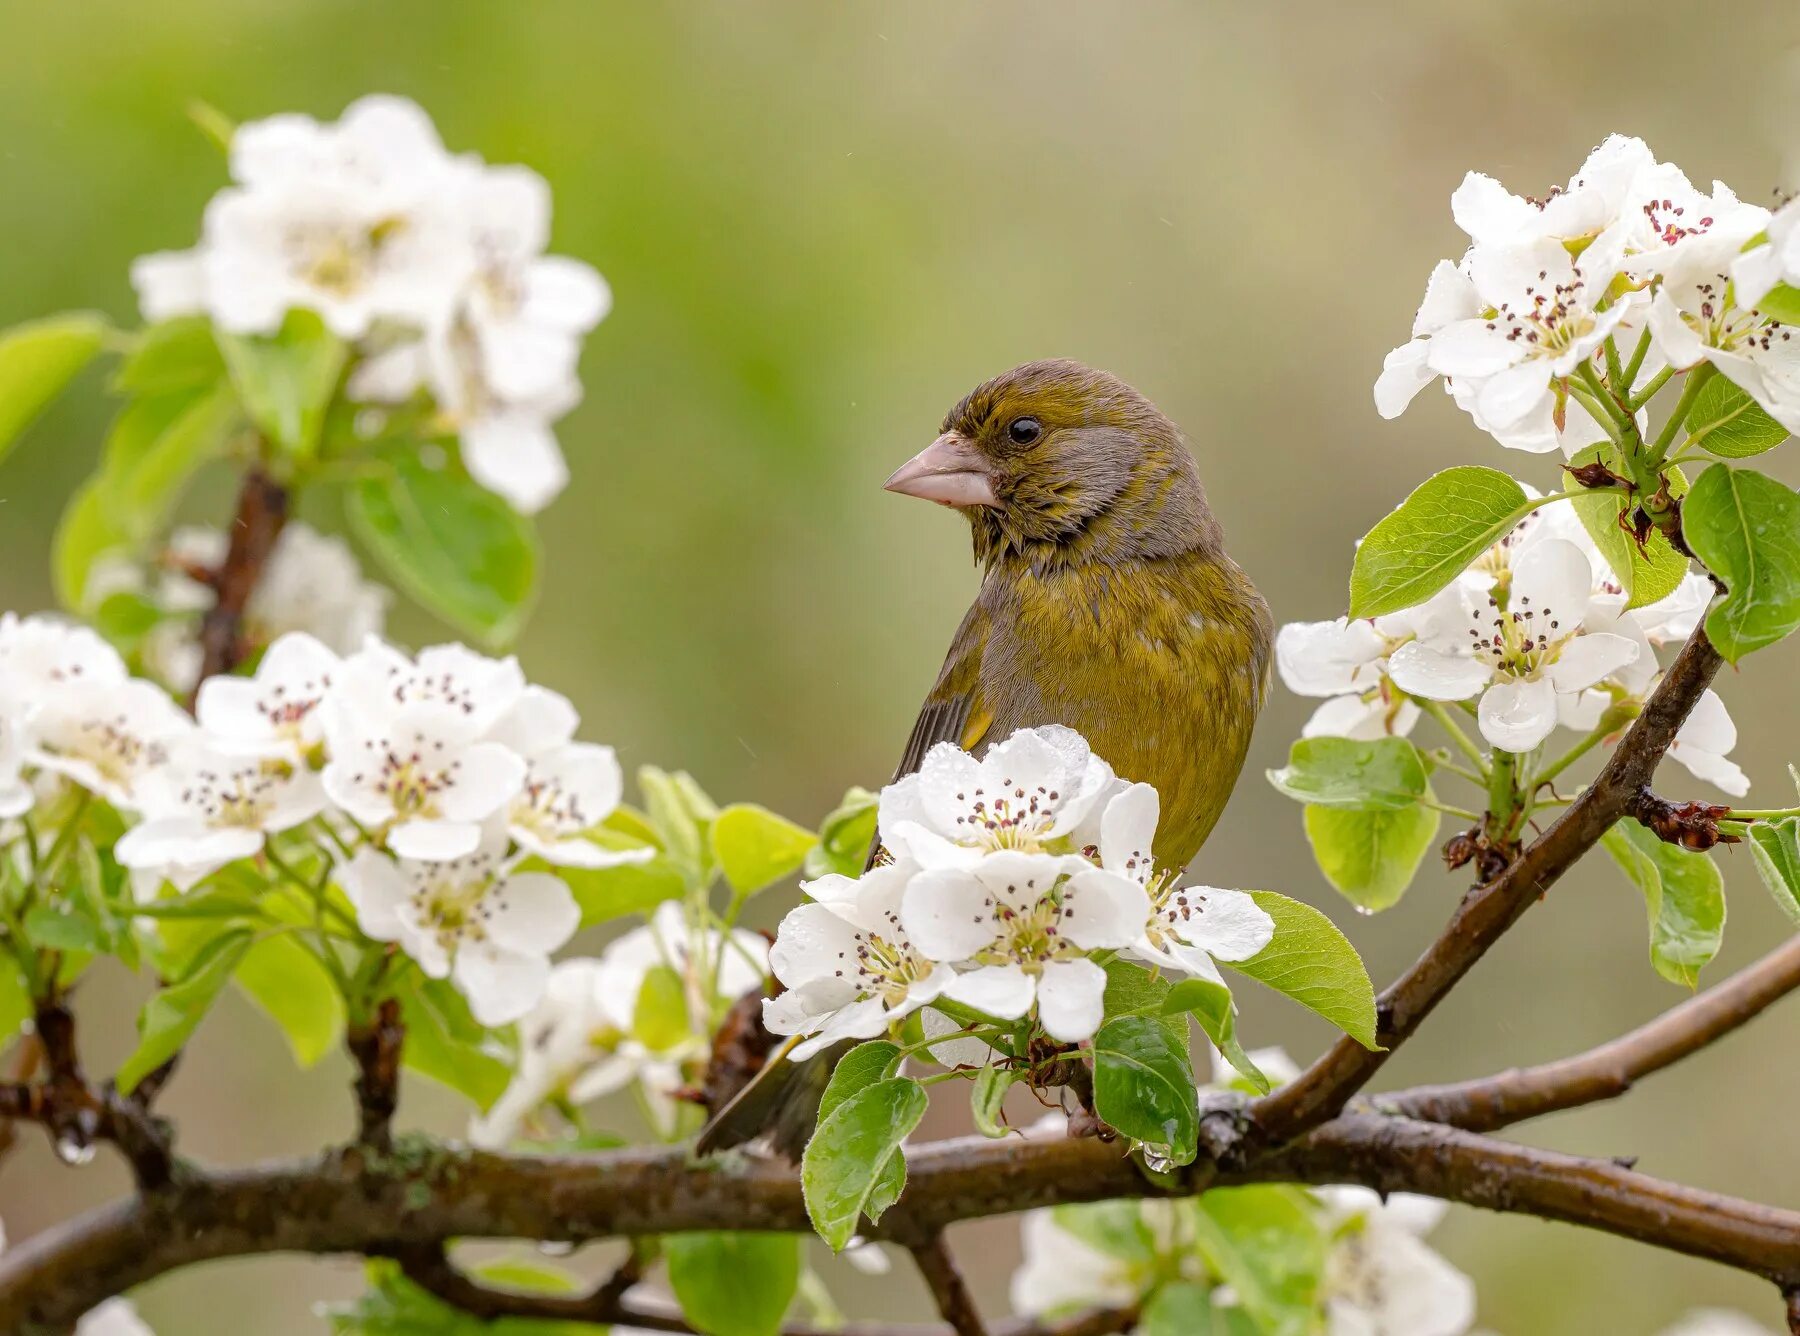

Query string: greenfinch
[698,358,1272,1153]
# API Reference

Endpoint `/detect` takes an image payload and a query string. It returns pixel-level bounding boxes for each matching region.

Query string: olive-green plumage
[892,358,1272,869]
[696,359,1272,1155]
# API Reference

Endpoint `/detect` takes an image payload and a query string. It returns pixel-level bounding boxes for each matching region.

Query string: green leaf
[1302,802,1440,913]
[553,852,684,928]
[397,978,511,1110]
[1748,816,1800,925]
[631,964,691,1052]
[819,1040,903,1123]
[1685,374,1790,458]
[1683,464,1800,661]
[1091,1015,1199,1166]
[112,316,225,395]
[1601,820,1727,988]
[1267,736,1428,811]
[639,766,715,888]
[1568,444,1691,610]
[117,927,254,1092]
[710,803,817,900]
[1162,977,1268,1094]
[216,308,347,459]
[970,1061,1018,1137]
[666,1232,800,1336]
[0,952,30,1048]
[1101,958,1191,1060]
[0,312,108,464]
[1050,1201,1157,1264]
[52,476,130,613]
[806,786,878,879]
[1349,466,1529,617]
[1141,1281,1243,1336]
[1191,1187,1326,1336]
[234,934,347,1068]
[1752,281,1800,325]
[1225,891,1379,1049]
[346,457,540,648]
[325,1260,592,1336]
[801,1076,927,1250]
[109,386,240,539]
[21,904,106,953]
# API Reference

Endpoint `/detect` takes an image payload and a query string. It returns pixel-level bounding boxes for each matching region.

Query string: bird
[696,358,1274,1155]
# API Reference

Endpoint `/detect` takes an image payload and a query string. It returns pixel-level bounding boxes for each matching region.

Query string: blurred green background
[4,2,1800,1332]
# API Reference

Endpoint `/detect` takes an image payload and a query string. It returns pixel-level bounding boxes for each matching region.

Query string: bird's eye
[1007,417,1042,445]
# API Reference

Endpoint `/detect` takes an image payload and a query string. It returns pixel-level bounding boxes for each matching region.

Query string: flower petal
[1036,959,1107,1042]
[944,964,1037,1020]
[1546,632,1639,694]
[1477,676,1560,753]
[1386,642,1492,702]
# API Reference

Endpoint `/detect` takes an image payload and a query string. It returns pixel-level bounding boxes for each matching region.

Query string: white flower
[116,736,326,880]
[0,613,128,706]
[321,696,525,861]
[251,523,390,653]
[1093,783,1273,982]
[195,631,340,761]
[28,679,193,810]
[340,827,578,1025]
[76,1300,156,1336]
[1009,1210,1143,1317]
[1657,1310,1778,1336]
[1734,191,1800,310]
[334,638,528,735]
[166,96,473,338]
[1451,135,1654,252]
[468,957,655,1149]
[878,726,1117,870]
[766,857,956,1060]
[1387,537,1638,753]
[485,685,651,870]
[1207,1041,1302,1090]
[1667,688,1748,797]
[0,712,33,820]
[900,847,1143,1044]
[1317,1187,1476,1336]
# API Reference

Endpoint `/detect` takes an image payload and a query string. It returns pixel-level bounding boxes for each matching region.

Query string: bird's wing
[863,600,992,873]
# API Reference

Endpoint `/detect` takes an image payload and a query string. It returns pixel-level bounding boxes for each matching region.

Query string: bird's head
[884,359,1221,568]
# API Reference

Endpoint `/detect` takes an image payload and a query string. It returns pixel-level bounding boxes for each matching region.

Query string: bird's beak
[883,433,1001,509]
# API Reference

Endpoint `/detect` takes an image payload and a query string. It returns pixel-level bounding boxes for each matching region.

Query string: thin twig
[1385,934,1800,1131]
[1247,625,1724,1149]
[345,998,404,1150]
[911,1233,990,1336]
[192,464,288,693]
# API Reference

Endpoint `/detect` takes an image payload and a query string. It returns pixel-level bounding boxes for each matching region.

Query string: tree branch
[1385,934,1800,1131]
[193,464,288,690]
[345,998,404,1150]
[911,1233,990,1336]
[1247,626,1725,1148]
[7,1104,1800,1331]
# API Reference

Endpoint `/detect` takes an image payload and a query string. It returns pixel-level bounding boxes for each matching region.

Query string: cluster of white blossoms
[1278,494,1746,789]
[1009,1052,1477,1336]
[764,727,1275,1053]
[471,903,768,1148]
[0,613,644,1025]
[132,94,609,513]
[89,521,390,693]
[1377,133,1800,451]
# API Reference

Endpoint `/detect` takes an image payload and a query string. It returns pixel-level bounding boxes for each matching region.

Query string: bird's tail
[694,1038,853,1160]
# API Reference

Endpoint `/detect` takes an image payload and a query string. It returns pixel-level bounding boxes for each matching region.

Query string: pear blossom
[116,736,327,881]
[28,679,194,810]
[0,713,33,819]
[1317,1187,1476,1336]
[0,613,128,705]
[1089,782,1273,982]
[900,847,1144,1044]
[195,631,340,761]
[485,685,652,870]
[1665,688,1748,797]
[1387,537,1638,753]
[766,856,957,1059]
[321,696,525,861]
[340,826,578,1025]
[76,1302,156,1336]
[333,638,528,733]
[1734,191,1800,312]
[1009,1209,1147,1317]
[1207,1040,1302,1093]
[135,95,471,338]
[877,726,1116,870]
[1657,1311,1777,1336]
[468,957,664,1149]
[247,523,391,653]
[1451,134,1654,252]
